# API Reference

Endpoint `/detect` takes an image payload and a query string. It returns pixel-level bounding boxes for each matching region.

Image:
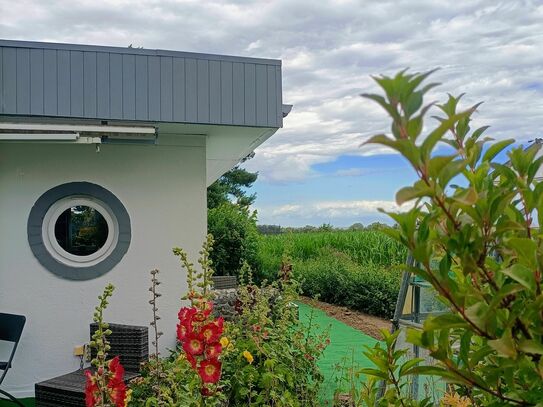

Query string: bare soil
[299,296,390,340]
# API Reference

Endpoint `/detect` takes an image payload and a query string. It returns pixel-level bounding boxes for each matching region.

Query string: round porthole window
[28,182,131,280]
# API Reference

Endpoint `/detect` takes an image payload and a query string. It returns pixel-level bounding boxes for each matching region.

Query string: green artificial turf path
[297,301,381,404]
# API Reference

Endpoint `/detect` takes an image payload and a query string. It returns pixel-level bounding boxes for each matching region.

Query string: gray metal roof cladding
[0,40,283,128]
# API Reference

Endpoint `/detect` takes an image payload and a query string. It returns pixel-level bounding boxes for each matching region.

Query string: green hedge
[255,230,406,319]
[294,249,401,319]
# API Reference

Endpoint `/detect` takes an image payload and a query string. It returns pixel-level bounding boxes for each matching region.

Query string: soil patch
[299,297,390,340]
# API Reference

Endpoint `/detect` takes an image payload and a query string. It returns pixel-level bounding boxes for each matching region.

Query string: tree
[207,155,260,276]
[257,225,283,235]
[348,222,365,231]
[207,154,258,209]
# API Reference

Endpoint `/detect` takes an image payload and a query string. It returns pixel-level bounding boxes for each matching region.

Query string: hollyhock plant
[173,235,225,399]
[84,285,129,407]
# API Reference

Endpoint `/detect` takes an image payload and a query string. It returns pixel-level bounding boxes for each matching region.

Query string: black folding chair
[0,313,26,407]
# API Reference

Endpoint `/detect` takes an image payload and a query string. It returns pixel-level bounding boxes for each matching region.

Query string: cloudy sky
[2,0,542,226]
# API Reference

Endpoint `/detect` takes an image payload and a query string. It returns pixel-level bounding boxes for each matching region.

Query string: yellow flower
[242,350,254,364]
[441,392,472,407]
[220,337,229,347]
[124,389,133,407]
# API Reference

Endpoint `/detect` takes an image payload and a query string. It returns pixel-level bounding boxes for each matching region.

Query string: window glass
[54,206,109,256]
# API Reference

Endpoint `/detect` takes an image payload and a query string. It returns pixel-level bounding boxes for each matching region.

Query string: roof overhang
[0,116,279,186]
[0,39,290,184]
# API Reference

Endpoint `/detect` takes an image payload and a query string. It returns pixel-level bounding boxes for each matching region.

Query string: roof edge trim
[0,39,281,66]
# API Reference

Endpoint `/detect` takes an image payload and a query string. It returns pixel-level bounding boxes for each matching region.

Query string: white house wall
[0,135,206,397]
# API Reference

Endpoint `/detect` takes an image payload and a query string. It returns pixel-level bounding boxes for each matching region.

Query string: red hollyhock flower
[213,316,224,332]
[204,343,222,360]
[108,356,124,381]
[177,323,189,342]
[198,359,222,383]
[192,310,207,323]
[107,357,127,407]
[178,307,196,327]
[186,352,197,369]
[183,333,205,355]
[84,370,99,407]
[107,379,127,407]
[200,323,221,344]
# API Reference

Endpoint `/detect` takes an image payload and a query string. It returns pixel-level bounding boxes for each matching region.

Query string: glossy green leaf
[424,314,468,331]
[482,138,514,162]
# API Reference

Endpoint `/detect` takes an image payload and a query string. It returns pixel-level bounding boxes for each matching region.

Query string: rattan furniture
[212,275,238,290]
[35,323,148,407]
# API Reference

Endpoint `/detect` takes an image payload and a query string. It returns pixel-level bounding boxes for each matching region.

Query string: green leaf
[421,111,472,159]
[471,125,490,141]
[406,366,468,385]
[518,339,543,355]
[361,93,400,121]
[488,331,517,358]
[396,181,433,205]
[363,134,397,149]
[358,368,389,380]
[482,138,514,162]
[365,135,421,168]
[428,155,456,176]
[404,91,423,117]
[438,159,466,189]
[406,116,423,139]
[424,314,468,331]
[500,264,536,292]
[398,357,424,377]
[508,237,538,269]
[453,187,478,205]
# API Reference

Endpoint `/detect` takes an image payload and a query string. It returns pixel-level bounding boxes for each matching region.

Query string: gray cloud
[2,0,542,182]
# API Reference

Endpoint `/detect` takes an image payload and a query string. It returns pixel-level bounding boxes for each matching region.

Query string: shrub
[208,203,259,276]
[295,249,401,319]
[359,70,543,405]
[221,263,329,406]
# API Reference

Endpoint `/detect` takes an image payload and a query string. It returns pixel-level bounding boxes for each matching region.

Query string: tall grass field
[256,230,408,319]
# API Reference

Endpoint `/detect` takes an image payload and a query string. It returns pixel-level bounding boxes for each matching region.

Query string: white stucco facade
[0,135,208,397]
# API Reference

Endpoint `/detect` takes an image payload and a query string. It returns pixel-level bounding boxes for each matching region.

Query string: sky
[1,0,542,227]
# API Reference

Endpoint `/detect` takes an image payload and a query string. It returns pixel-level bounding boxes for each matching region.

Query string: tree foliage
[207,154,258,209]
[207,155,259,277]
[360,70,543,406]
[208,204,259,276]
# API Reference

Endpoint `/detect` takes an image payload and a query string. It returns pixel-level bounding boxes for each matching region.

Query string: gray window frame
[27,182,131,280]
